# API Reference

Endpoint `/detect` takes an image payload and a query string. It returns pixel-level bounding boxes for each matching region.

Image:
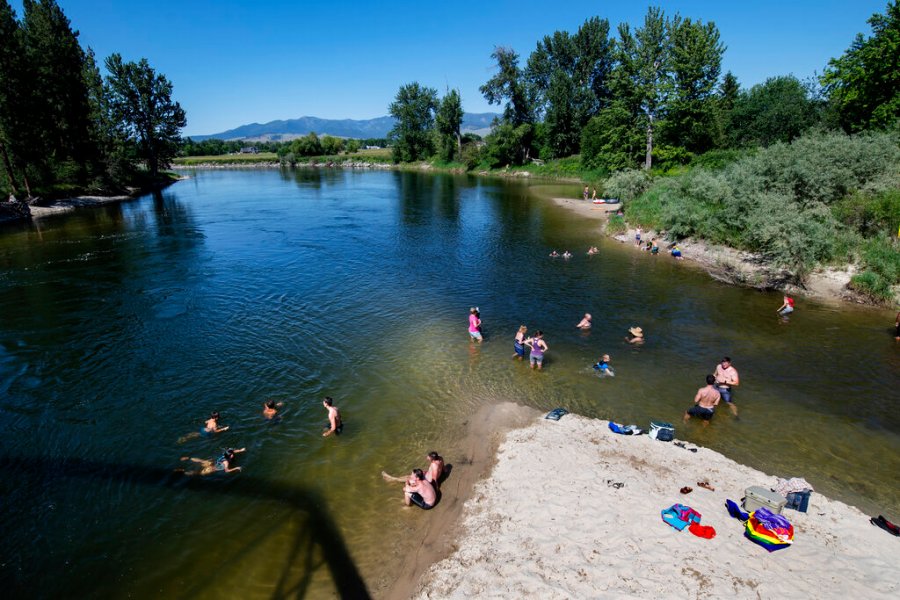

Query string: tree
[615,7,672,169]
[292,132,322,156]
[388,82,438,162]
[104,53,187,178]
[728,76,818,147]
[435,88,463,161]
[480,47,535,163]
[822,0,900,131]
[320,135,343,155]
[663,16,724,154]
[580,102,644,171]
[0,0,30,195]
[22,0,98,181]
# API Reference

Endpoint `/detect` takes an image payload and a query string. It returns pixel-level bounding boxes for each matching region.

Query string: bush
[604,169,652,203]
[607,214,627,234]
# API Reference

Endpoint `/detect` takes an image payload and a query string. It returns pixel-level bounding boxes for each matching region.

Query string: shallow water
[0,169,897,598]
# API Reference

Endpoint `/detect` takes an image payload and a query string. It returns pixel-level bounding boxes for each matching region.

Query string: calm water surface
[1,169,898,598]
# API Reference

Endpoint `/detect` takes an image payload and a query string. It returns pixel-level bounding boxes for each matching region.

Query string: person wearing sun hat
[627,326,644,344]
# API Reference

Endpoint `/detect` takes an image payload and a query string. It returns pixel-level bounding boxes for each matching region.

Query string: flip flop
[697,481,716,491]
[870,515,900,536]
[680,486,693,494]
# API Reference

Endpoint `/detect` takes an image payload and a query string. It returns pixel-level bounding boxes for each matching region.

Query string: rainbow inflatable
[744,507,794,552]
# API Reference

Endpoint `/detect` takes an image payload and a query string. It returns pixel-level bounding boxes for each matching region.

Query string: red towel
[688,522,716,539]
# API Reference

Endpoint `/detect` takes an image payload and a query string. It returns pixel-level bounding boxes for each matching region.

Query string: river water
[1,169,897,598]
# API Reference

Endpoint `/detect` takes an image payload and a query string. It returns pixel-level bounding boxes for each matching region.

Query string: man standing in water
[322,396,343,436]
[714,357,740,416]
[684,375,721,426]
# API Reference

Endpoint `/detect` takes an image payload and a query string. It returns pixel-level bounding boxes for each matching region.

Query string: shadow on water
[0,456,370,600]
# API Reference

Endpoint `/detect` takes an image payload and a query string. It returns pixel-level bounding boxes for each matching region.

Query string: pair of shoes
[697,480,715,491]
[680,486,693,494]
[870,515,900,536]
[674,442,699,453]
[606,480,625,489]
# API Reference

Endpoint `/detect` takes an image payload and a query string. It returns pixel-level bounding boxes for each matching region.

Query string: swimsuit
[530,340,544,365]
[688,405,715,420]
[514,339,525,356]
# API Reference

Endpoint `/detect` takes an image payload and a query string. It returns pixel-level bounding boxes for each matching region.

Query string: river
[1,169,897,598]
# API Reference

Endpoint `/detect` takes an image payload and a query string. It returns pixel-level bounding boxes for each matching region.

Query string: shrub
[604,169,652,203]
[607,214,627,234]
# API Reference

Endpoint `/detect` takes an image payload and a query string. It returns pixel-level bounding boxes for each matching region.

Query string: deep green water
[1,169,898,598]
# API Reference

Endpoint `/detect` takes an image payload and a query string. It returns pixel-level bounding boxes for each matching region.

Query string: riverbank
[414,410,899,599]
[548,196,886,307]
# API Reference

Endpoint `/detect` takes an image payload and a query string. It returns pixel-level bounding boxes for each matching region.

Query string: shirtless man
[322,396,343,436]
[263,400,284,419]
[178,411,229,443]
[684,375,721,426]
[403,468,436,509]
[178,447,246,476]
[714,357,740,416]
[576,313,592,329]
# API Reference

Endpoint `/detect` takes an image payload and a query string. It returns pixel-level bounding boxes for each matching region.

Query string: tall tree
[0,0,30,194]
[615,7,672,169]
[388,82,438,162]
[104,53,187,178]
[663,16,724,154]
[480,47,535,163]
[435,88,463,161]
[22,0,97,180]
[822,0,900,131]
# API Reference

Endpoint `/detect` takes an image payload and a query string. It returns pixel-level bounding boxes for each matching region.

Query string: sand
[413,410,899,599]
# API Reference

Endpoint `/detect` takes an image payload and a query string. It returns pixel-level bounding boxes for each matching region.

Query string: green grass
[174,152,279,165]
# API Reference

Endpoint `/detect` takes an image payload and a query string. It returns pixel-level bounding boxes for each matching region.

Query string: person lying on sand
[178,411,229,443]
[177,447,245,476]
[684,375,721,427]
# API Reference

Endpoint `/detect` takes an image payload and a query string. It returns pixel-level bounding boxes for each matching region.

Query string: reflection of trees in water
[278,167,344,190]
[396,171,463,226]
[0,456,370,599]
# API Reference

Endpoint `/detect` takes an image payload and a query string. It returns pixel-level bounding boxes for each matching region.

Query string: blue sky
[10,0,888,136]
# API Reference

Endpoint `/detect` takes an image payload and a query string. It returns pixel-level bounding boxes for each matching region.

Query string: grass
[174,152,279,165]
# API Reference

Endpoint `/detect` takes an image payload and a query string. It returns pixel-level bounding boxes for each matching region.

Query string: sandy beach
[413,409,899,599]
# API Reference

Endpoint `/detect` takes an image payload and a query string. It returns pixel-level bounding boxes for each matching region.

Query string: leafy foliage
[727,76,820,147]
[388,82,438,163]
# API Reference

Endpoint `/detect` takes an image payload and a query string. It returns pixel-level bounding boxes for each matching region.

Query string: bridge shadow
[0,456,370,600]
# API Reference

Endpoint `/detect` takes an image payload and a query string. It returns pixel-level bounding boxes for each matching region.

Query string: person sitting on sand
[549,250,559,257]
[263,400,284,419]
[524,330,548,370]
[643,241,652,251]
[626,326,644,344]
[576,313,592,329]
[322,396,343,436]
[777,295,795,317]
[403,469,436,509]
[593,354,614,377]
[513,325,528,360]
[468,307,483,343]
[684,375,721,427]
[671,245,683,260]
[426,451,445,489]
[177,447,246,476]
[178,411,229,443]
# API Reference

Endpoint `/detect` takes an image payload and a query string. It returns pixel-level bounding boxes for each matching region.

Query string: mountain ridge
[189,113,498,142]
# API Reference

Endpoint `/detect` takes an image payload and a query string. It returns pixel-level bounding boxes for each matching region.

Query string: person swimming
[178,411,229,443]
[562,251,572,258]
[549,250,559,257]
[576,313,592,329]
[177,447,246,476]
[593,354,615,376]
[263,400,284,420]
[626,326,644,344]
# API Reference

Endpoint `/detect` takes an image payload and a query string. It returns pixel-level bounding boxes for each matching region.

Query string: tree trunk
[644,114,653,170]
[0,140,19,196]
[456,132,462,159]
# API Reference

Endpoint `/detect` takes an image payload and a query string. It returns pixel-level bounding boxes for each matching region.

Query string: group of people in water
[683,356,741,426]
[382,452,446,510]
[175,396,343,476]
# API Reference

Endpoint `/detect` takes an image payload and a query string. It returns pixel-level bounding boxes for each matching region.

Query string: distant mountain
[189,112,498,142]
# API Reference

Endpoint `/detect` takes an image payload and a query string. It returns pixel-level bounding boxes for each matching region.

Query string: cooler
[743,486,786,514]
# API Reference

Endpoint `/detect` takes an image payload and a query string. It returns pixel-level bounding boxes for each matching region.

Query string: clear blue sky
[10,0,888,136]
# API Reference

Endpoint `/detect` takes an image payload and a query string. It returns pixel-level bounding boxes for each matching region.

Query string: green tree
[615,7,672,169]
[436,88,463,161]
[580,102,644,171]
[0,0,32,195]
[22,0,98,183]
[388,82,438,162]
[822,0,900,131]
[344,139,360,154]
[291,132,322,156]
[104,53,187,178]
[320,135,343,155]
[728,76,819,147]
[662,16,724,154]
[480,47,535,163]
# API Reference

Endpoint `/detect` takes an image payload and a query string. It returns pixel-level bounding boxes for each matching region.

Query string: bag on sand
[649,421,674,442]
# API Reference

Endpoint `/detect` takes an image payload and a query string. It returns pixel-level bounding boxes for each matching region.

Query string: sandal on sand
[606,480,625,489]
[680,486,693,494]
[870,515,900,536]
[697,481,715,491]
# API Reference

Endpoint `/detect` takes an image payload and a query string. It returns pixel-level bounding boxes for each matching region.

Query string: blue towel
[545,408,568,421]
[726,499,750,522]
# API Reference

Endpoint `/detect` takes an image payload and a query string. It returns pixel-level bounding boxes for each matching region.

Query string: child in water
[593,354,615,377]
[178,411,229,443]
[177,447,246,476]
